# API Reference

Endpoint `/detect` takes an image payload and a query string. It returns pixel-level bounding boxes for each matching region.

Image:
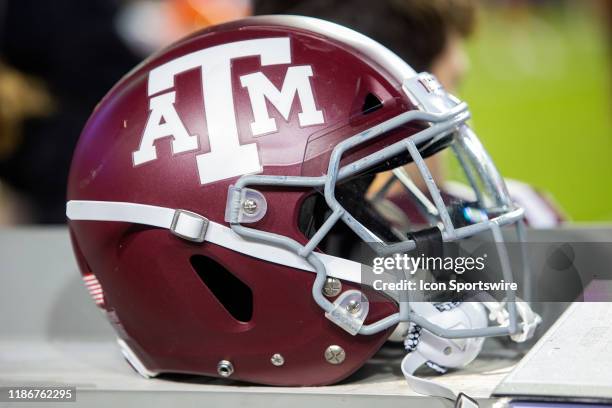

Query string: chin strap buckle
[483,298,542,343]
[170,209,209,243]
[510,299,542,343]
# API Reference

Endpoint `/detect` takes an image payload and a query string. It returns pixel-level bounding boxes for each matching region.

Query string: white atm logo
[132,37,324,184]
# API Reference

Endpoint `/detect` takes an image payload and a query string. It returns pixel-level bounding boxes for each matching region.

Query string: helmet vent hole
[362,93,383,115]
[190,255,253,322]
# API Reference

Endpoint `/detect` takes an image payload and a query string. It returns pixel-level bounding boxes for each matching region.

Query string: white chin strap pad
[401,302,488,400]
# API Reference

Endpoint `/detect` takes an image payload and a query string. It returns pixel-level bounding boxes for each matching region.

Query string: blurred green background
[1,0,609,224]
[459,3,611,222]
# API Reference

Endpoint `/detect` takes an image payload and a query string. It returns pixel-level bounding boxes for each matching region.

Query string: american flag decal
[83,273,105,307]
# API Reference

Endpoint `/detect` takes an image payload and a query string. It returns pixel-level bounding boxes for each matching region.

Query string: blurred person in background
[0,0,576,225]
[254,0,566,227]
[0,0,140,224]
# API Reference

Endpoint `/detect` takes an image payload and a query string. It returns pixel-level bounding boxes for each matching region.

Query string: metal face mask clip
[225,186,268,224]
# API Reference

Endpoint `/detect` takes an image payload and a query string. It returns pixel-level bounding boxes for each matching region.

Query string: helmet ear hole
[190,255,253,322]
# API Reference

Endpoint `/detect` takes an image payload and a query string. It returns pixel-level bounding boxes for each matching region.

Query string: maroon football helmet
[67,16,540,397]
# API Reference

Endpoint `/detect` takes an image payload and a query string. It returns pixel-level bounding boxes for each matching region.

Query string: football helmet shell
[67,15,416,386]
[66,15,539,394]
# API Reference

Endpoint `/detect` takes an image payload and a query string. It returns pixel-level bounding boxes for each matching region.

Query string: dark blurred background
[0,0,609,224]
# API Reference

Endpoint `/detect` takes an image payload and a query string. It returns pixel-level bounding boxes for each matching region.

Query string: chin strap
[66,200,365,284]
[401,300,541,402]
[401,350,457,400]
[455,393,480,408]
[401,302,487,401]
[67,200,210,242]
[402,356,480,405]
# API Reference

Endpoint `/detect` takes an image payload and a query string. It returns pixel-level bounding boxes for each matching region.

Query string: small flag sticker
[83,273,105,307]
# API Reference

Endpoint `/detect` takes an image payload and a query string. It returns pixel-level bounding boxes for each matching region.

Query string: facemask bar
[227,99,526,339]
[450,141,488,208]
[452,125,513,211]
[391,167,441,226]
